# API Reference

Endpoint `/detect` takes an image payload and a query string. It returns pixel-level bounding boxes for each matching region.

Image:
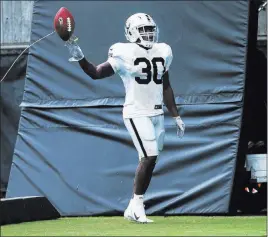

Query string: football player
[65,13,185,223]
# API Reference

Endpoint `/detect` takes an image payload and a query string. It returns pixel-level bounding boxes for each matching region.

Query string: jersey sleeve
[165,44,173,72]
[107,43,123,73]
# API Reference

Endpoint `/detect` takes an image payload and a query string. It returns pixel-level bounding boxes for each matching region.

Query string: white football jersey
[107,43,173,118]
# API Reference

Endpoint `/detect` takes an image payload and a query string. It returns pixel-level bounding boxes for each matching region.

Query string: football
[54,7,75,41]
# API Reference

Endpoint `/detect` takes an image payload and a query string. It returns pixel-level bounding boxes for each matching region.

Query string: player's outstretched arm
[78,58,114,80]
[163,72,185,138]
[65,36,115,80]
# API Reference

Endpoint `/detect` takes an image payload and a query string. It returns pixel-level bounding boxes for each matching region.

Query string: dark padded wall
[0,51,27,195]
[7,1,249,215]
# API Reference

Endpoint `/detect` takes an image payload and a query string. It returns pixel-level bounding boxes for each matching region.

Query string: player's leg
[140,114,165,194]
[123,116,158,223]
[133,156,157,195]
[126,116,158,196]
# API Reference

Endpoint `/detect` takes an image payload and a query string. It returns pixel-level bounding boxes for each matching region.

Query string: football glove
[65,35,84,62]
[173,116,185,138]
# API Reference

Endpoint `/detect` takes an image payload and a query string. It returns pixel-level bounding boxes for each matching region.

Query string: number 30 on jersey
[134,57,166,85]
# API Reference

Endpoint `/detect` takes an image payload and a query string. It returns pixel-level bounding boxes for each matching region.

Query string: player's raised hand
[65,36,84,62]
[174,116,185,138]
[53,7,83,62]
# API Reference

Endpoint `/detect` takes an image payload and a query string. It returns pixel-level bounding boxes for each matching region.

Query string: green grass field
[1,216,267,236]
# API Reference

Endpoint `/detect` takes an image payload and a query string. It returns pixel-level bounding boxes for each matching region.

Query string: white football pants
[124,115,165,159]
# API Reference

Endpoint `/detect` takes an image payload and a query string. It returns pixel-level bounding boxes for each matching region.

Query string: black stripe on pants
[130,119,148,158]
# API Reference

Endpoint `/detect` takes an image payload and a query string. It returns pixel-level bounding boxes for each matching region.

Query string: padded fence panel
[7,103,242,215]
[0,51,27,194]
[21,1,248,107]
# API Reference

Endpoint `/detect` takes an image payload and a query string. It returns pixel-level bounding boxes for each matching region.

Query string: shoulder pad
[157,43,173,70]
[160,43,172,58]
[108,43,124,58]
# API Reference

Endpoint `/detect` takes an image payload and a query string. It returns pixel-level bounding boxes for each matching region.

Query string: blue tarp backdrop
[7,1,249,215]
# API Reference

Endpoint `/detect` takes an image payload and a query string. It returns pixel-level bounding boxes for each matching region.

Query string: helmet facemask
[136,25,158,48]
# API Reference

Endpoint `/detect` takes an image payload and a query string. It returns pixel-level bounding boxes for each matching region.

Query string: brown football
[54,7,75,41]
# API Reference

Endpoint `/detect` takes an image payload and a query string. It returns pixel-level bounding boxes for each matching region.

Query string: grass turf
[1,216,267,236]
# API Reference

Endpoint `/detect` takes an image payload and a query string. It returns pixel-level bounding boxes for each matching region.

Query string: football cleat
[124,199,154,223]
[125,13,158,49]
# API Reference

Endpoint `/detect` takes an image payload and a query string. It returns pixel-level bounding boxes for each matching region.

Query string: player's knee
[138,139,158,159]
[141,155,157,162]
[140,156,157,169]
